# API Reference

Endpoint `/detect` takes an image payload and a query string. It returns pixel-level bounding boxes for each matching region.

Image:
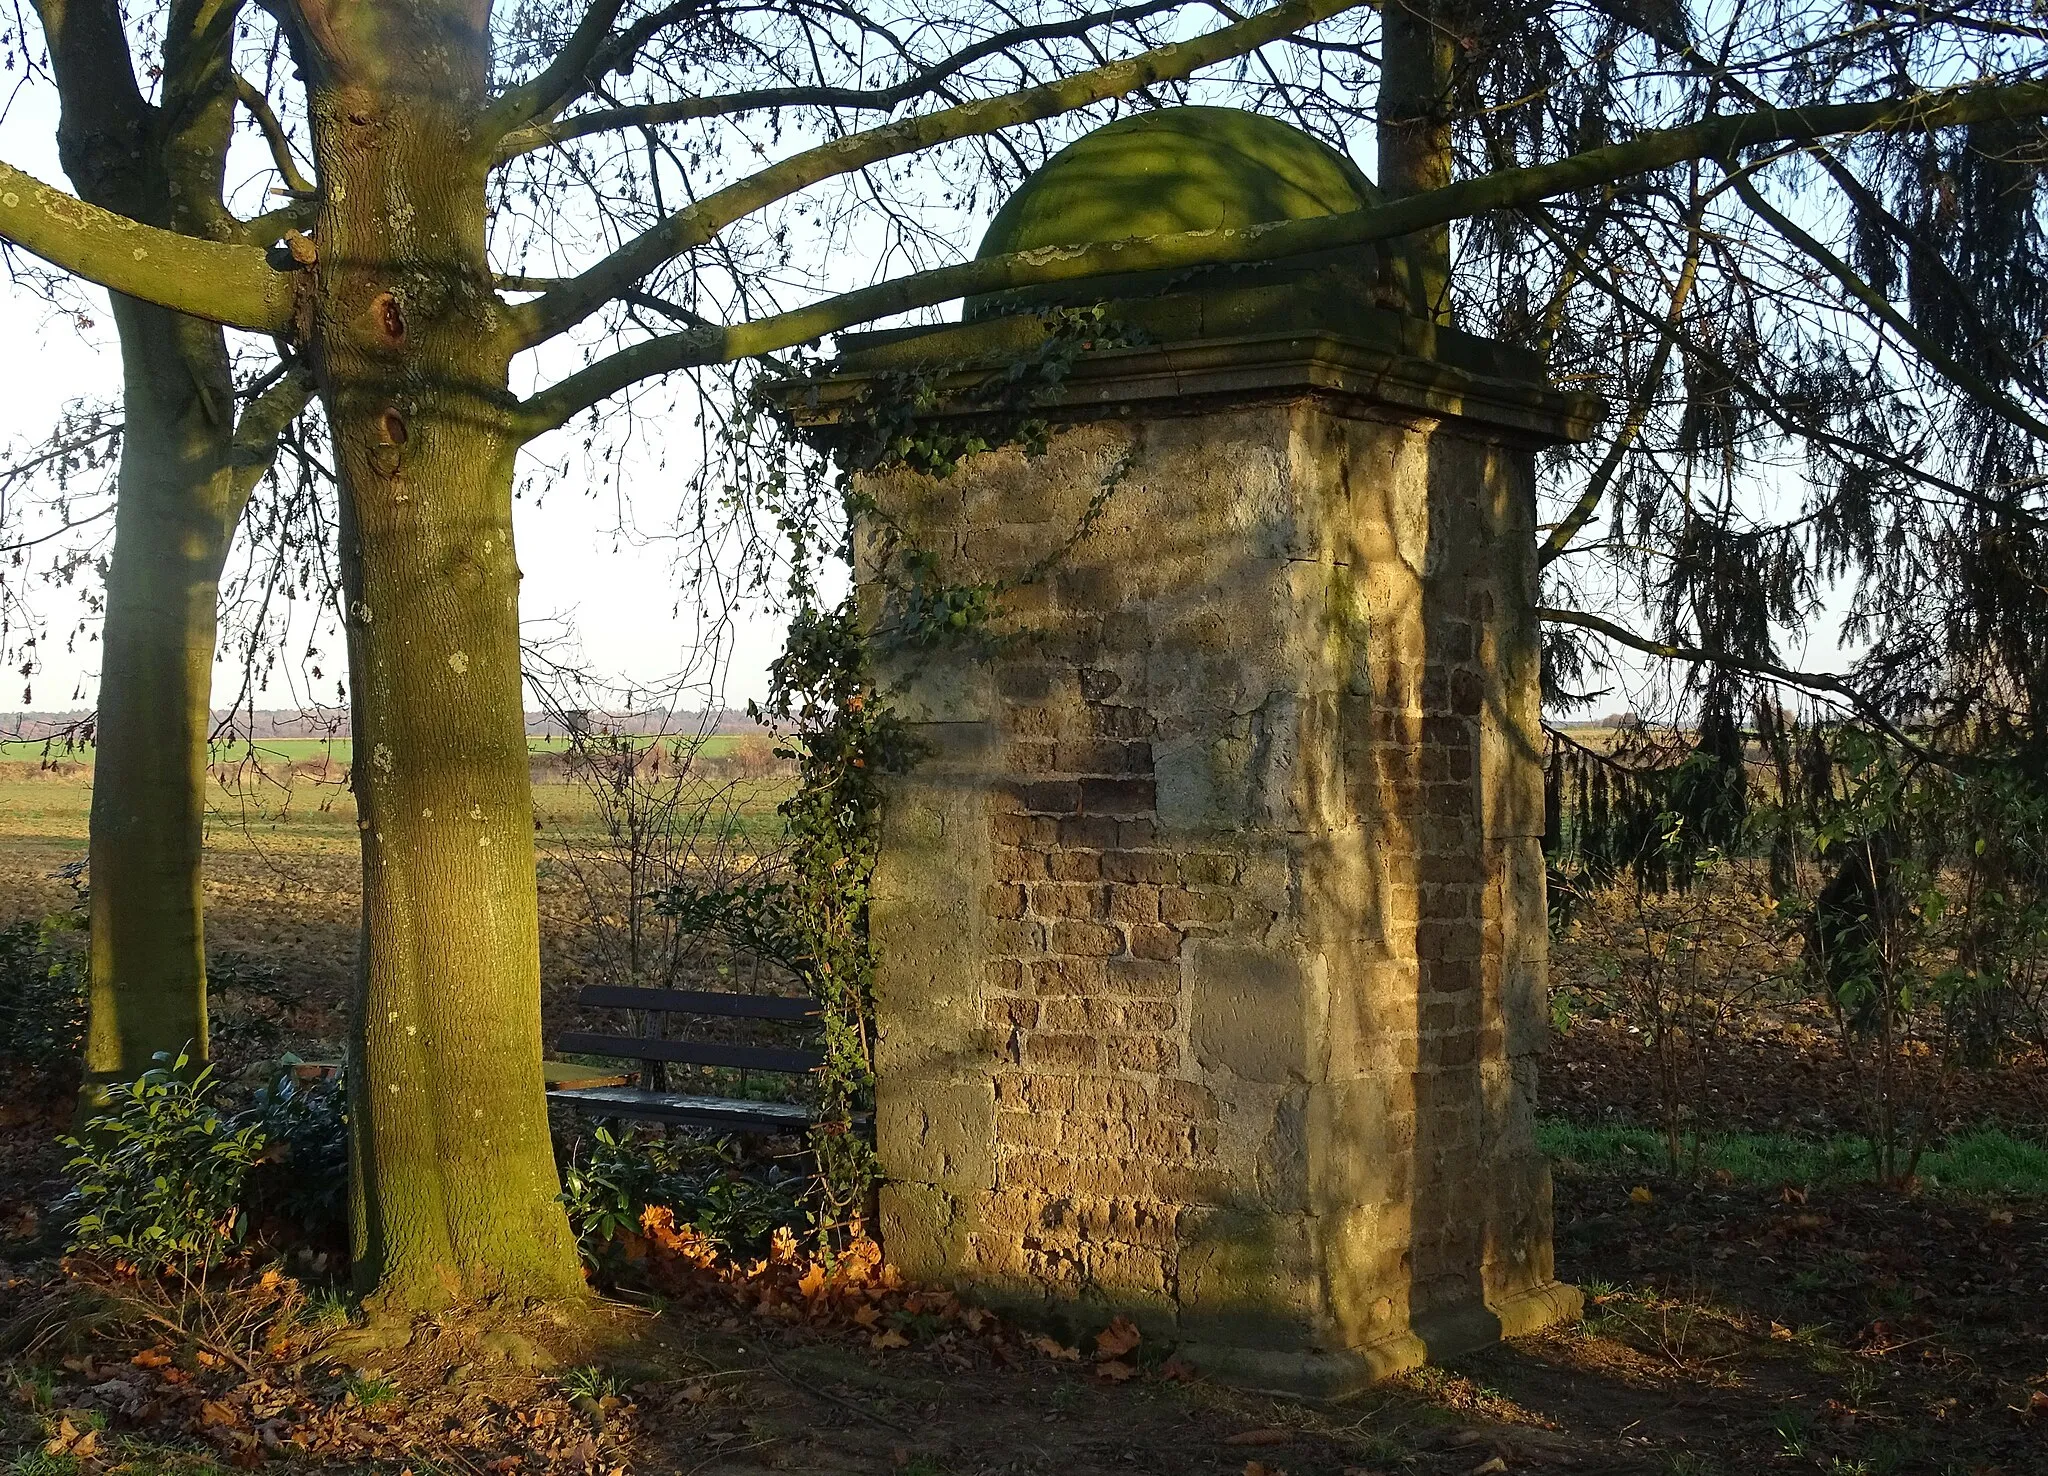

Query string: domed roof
[976,106,1376,261]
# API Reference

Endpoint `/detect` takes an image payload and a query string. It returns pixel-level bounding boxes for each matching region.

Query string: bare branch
[1538,200,1703,567]
[512,75,2048,430]
[0,157,297,331]
[228,365,315,505]
[496,0,1193,159]
[1732,173,2048,446]
[510,0,1376,346]
[483,0,634,140]
[1534,605,1934,758]
[230,197,318,247]
[233,72,315,196]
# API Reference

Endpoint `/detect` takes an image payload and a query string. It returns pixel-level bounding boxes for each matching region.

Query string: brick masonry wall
[861,388,1578,1386]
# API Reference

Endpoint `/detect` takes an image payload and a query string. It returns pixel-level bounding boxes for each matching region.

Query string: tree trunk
[38,0,249,1110]
[1378,0,1456,322]
[81,302,240,1104]
[306,61,583,1305]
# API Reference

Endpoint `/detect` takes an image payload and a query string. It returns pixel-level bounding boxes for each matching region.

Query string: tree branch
[1537,200,1703,566]
[496,0,1192,159]
[228,365,315,505]
[510,0,1374,346]
[1536,605,1932,757]
[482,0,633,141]
[233,72,315,196]
[230,197,318,247]
[0,158,297,332]
[513,77,2048,433]
[1732,174,2048,445]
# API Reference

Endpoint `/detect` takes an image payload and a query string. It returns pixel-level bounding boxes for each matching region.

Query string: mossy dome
[979,106,1376,256]
[967,106,1382,318]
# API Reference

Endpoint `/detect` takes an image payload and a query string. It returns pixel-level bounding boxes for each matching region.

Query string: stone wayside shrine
[776,108,1602,1391]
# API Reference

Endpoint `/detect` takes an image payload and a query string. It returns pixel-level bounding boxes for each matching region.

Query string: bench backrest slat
[573,985,819,1021]
[557,1031,824,1075]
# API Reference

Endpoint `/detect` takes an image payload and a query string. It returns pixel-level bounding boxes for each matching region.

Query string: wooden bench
[544,984,825,1134]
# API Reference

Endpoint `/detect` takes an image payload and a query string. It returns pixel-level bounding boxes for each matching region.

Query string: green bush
[61,1050,268,1276]
[0,916,85,1065]
[242,1064,349,1236]
[558,1127,804,1271]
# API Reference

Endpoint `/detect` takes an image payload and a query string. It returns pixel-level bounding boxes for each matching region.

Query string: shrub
[0,916,85,1065]
[61,1050,267,1277]
[559,1128,804,1272]
[241,1064,349,1236]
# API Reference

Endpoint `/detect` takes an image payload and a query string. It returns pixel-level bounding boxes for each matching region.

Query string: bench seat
[543,1083,816,1133]
[543,983,826,1135]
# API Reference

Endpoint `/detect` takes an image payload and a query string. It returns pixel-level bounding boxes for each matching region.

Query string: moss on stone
[977,106,1376,259]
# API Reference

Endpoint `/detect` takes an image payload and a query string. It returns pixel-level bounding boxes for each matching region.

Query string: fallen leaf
[1770,1323,1794,1341]
[871,1327,910,1350]
[43,1418,98,1458]
[1470,1459,1508,1475]
[1095,1315,1142,1359]
[1628,1185,1653,1206]
[1225,1428,1295,1446]
[1158,1356,1198,1382]
[796,1262,827,1300]
[200,1399,240,1428]
[852,1303,882,1329]
[1780,1185,1807,1205]
[1028,1335,1081,1362]
[1096,1359,1138,1383]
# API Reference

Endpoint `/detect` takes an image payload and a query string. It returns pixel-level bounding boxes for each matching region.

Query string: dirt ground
[2,1154,2043,1475]
[3,779,2047,1474]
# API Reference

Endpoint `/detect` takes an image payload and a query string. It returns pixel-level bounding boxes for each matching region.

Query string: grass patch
[1539,1118,2048,1195]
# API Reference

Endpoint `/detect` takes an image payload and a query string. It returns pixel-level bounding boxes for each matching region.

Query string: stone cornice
[773,324,1603,447]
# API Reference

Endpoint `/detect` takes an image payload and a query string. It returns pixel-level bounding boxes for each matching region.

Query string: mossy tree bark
[37,0,306,1109]
[293,0,585,1306]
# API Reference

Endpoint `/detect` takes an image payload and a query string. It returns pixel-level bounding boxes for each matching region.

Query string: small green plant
[0,915,85,1065]
[1843,1361,1884,1407]
[557,1366,628,1402]
[558,1127,805,1271]
[7,1364,57,1409]
[1774,1409,1811,1460]
[60,1049,267,1277]
[10,1450,81,1476]
[341,1370,398,1409]
[242,1065,349,1234]
[300,1286,354,1328]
